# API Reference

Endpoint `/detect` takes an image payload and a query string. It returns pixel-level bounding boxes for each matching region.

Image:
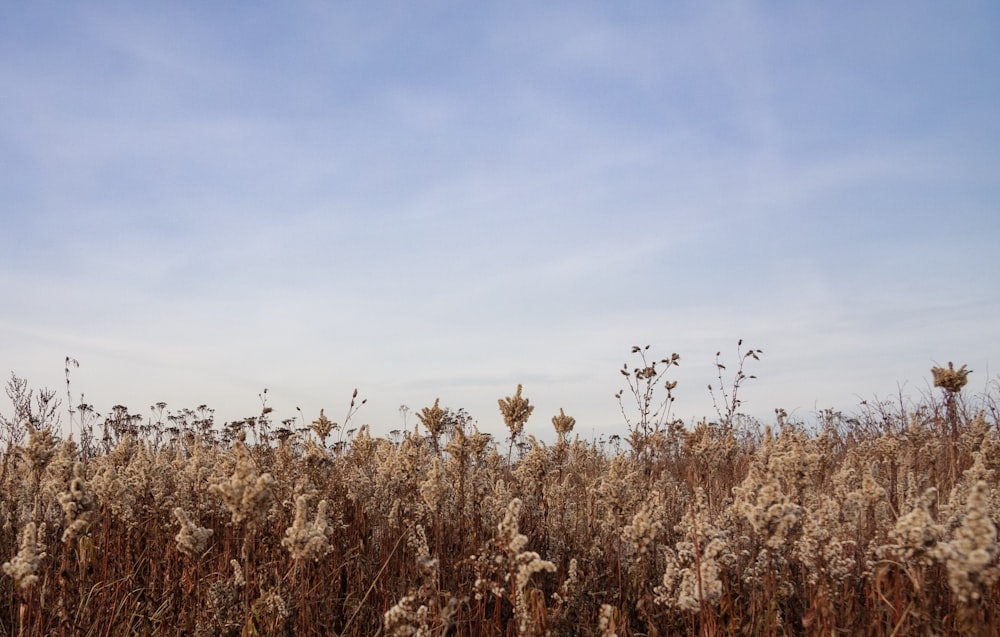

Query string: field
[1,349,998,636]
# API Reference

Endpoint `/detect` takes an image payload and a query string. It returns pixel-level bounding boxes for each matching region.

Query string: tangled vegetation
[1,346,998,636]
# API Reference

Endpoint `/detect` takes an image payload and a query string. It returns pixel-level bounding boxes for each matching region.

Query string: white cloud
[1,2,997,440]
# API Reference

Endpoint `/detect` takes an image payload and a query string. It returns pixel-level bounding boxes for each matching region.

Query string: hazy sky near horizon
[2,2,998,440]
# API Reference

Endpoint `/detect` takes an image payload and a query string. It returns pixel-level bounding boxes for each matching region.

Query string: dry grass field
[1,348,998,636]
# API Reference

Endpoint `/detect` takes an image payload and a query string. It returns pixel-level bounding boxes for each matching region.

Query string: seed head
[932,362,972,394]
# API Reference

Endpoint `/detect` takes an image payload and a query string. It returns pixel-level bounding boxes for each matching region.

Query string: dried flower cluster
[933,362,973,394]
[209,440,275,525]
[499,384,534,440]
[2,522,46,589]
[174,507,213,556]
[281,496,331,561]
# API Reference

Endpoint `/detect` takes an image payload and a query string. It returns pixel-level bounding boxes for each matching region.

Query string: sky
[1,2,998,442]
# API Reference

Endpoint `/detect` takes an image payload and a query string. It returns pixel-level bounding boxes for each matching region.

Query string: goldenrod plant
[0,351,996,635]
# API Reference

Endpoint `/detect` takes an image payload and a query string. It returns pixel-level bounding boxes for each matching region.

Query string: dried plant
[2,522,46,589]
[939,480,999,603]
[551,408,575,440]
[209,440,275,525]
[615,345,682,461]
[309,408,336,444]
[57,461,96,543]
[472,497,556,636]
[708,339,762,427]
[281,496,331,561]
[417,398,447,455]
[933,362,973,395]
[933,361,973,435]
[173,507,213,557]
[0,351,996,635]
[499,384,534,467]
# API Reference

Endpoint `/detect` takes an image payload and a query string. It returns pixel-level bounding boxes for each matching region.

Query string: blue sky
[2,2,998,440]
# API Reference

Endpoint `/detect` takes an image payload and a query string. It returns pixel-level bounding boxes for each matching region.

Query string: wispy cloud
[1,2,997,437]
